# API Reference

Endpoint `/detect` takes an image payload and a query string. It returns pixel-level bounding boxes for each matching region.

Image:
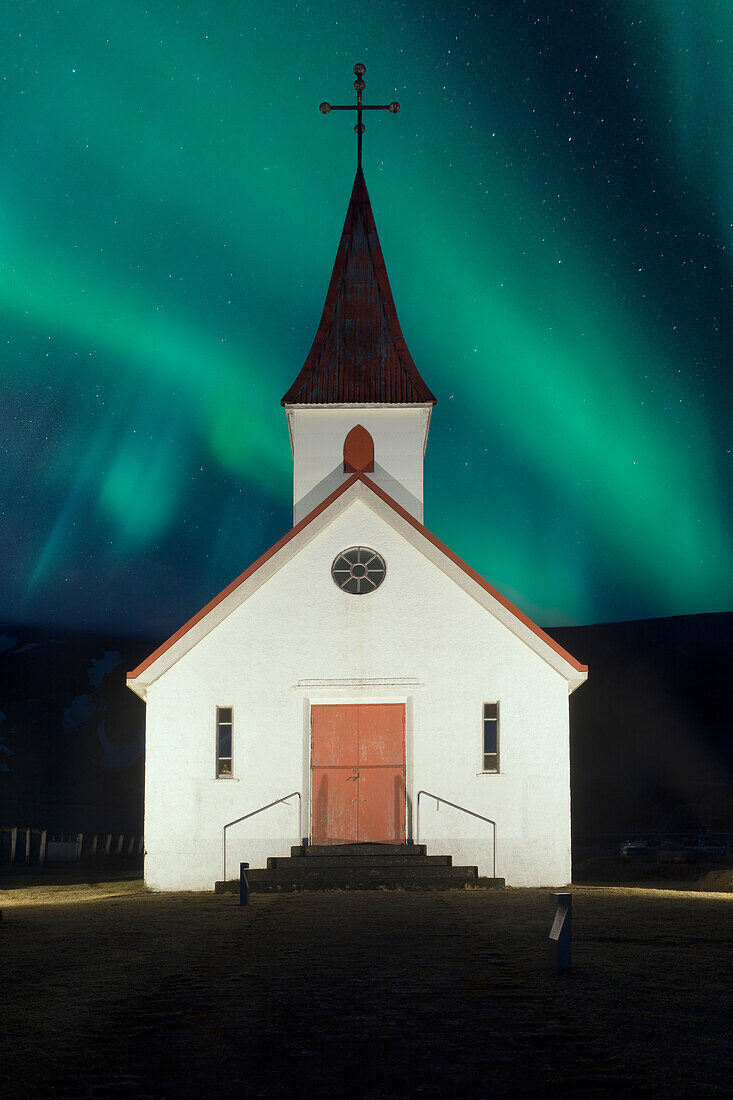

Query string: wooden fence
[0,827,143,866]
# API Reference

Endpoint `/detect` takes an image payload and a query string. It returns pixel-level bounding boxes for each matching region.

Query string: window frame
[331,546,387,595]
[216,706,234,778]
[481,702,500,773]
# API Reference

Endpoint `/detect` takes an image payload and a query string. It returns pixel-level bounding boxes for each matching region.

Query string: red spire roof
[281,167,436,405]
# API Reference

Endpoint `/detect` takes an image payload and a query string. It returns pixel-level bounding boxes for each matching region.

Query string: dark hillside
[0,627,153,834]
[547,612,732,839]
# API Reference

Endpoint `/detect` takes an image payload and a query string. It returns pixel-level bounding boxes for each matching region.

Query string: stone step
[215,864,491,893]
[253,865,478,884]
[214,843,505,894]
[269,853,451,869]
[216,873,505,893]
[291,844,427,857]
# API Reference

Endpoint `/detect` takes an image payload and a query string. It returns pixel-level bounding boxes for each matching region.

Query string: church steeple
[281,165,436,406]
[283,65,435,526]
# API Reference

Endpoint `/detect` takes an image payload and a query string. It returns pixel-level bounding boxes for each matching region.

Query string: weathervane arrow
[320,63,400,168]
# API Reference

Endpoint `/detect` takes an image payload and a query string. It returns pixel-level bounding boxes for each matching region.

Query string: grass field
[1,877,731,1097]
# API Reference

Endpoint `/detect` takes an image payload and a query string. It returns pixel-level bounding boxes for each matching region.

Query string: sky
[1,1,730,636]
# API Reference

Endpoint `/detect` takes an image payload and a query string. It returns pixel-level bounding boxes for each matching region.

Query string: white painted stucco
[286,405,432,523]
[133,488,583,892]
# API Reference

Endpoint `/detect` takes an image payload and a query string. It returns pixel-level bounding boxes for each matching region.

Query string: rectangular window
[217,707,233,777]
[483,703,499,772]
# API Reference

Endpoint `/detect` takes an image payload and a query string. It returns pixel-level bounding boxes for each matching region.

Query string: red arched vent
[343,425,374,473]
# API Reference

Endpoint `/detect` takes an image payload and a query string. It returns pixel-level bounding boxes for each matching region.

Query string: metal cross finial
[320,63,399,168]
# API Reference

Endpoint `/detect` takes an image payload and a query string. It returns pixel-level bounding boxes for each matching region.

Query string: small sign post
[239,862,250,907]
[549,891,572,972]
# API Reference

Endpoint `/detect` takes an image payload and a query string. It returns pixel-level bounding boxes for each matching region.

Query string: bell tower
[281,65,436,524]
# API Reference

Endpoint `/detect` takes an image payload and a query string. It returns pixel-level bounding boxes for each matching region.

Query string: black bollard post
[239,862,250,907]
[549,891,572,972]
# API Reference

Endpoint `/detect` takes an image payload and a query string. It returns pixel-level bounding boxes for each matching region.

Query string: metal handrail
[415,790,497,881]
[222,792,301,882]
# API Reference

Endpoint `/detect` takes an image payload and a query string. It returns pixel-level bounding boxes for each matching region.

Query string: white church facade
[128,154,587,892]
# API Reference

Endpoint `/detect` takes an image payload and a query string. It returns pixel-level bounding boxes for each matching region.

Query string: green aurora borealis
[1,1,731,633]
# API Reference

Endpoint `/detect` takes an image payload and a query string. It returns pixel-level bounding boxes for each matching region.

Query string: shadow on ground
[1,884,730,1098]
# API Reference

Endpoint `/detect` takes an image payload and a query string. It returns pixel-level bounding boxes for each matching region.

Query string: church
[127,67,587,891]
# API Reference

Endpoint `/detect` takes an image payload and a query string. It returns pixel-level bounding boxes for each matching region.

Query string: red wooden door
[311,704,405,844]
[311,767,359,844]
[358,765,406,843]
[311,706,359,844]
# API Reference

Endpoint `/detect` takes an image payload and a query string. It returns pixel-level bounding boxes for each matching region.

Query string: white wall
[142,498,572,891]
[287,406,431,523]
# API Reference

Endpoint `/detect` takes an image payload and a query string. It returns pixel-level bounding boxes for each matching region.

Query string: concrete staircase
[215,843,504,893]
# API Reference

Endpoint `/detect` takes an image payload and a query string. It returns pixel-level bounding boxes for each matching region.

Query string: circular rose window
[331,546,386,594]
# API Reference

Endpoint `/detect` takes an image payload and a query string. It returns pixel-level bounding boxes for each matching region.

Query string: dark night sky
[1,1,730,636]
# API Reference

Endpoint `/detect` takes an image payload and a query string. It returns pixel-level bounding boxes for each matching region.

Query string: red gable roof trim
[127,475,360,681]
[128,475,586,683]
[358,475,588,674]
